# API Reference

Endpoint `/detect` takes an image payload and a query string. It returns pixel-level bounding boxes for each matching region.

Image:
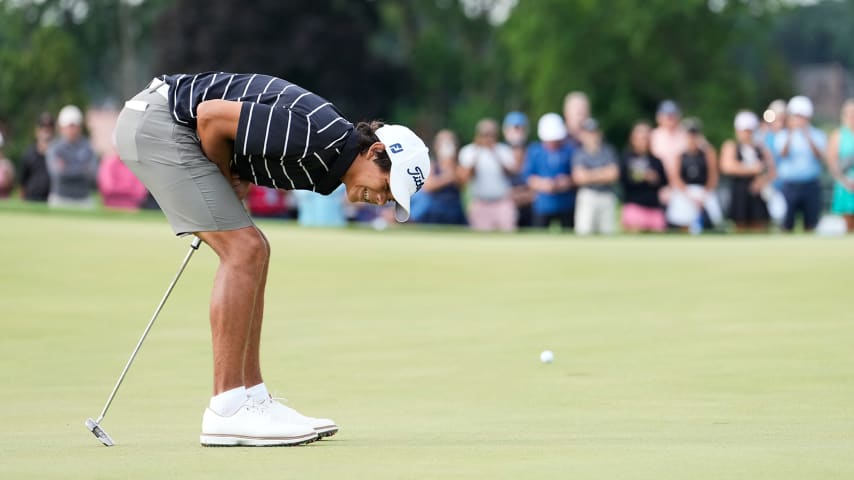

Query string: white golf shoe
[200,398,319,447]
[263,396,338,439]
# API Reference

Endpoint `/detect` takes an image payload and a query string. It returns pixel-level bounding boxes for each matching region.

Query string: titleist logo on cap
[408,166,425,192]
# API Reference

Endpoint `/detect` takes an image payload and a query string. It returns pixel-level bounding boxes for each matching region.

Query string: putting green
[1,209,852,479]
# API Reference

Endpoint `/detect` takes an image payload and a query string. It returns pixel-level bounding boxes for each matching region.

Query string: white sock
[246,382,269,401]
[209,386,247,416]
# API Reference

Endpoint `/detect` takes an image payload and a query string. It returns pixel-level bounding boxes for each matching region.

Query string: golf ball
[540,350,554,364]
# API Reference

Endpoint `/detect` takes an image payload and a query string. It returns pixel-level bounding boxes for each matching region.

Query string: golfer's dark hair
[354,121,391,172]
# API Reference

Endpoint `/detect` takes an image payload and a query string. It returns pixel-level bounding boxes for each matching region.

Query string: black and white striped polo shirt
[160,72,359,194]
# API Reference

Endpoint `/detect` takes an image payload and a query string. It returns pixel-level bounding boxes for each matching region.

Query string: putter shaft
[87,237,201,443]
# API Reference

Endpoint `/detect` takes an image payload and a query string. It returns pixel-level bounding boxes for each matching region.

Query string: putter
[85,236,202,446]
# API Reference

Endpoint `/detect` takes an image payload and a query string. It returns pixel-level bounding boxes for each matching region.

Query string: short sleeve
[522,145,538,178]
[497,144,516,169]
[458,145,476,168]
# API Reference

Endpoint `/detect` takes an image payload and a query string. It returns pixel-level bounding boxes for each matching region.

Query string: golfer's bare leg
[196,226,269,395]
[242,230,270,388]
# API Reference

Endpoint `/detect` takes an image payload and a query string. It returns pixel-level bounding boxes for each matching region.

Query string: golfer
[115,72,430,446]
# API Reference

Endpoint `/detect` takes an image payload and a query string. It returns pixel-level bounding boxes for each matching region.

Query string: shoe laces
[244,396,270,414]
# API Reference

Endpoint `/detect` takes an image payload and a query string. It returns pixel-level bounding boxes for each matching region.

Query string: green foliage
[377,0,517,142]
[499,0,791,146]
[0,6,86,162]
[773,0,854,68]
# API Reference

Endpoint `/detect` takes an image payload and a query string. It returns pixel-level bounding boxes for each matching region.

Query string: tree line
[0,0,851,161]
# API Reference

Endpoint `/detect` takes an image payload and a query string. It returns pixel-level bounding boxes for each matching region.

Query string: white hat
[537,113,567,142]
[787,96,813,118]
[57,105,84,127]
[375,124,431,222]
[734,111,759,131]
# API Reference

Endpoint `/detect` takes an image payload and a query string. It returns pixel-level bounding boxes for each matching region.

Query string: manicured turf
[1,208,852,479]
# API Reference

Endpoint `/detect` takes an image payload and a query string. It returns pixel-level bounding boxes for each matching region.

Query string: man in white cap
[773,95,826,231]
[114,72,430,446]
[46,105,98,208]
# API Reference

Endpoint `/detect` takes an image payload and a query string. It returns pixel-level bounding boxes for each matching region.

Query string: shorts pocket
[115,104,146,162]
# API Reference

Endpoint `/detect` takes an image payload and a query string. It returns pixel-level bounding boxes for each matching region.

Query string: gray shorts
[114,87,253,235]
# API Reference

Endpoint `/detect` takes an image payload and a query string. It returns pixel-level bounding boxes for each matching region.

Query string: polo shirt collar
[316,128,359,195]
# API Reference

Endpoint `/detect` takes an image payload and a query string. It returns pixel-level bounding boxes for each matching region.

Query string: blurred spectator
[293,186,347,227]
[410,129,466,225]
[720,111,776,232]
[503,112,535,227]
[774,96,826,232]
[18,112,55,202]
[98,149,147,209]
[572,118,619,235]
[458,118,518,232]
[650,100,689,190]
[619,121,668,233]
[0,133,14,198]
[46,105,98,209]
[827,98,854,231]
[246,185,290,218]
[523,113,575,230]
[761,100,787,153]
[563,91,590,148]
[666,118,723,230]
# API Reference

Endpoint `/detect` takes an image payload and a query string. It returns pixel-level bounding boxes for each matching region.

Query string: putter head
[85,418,115,446]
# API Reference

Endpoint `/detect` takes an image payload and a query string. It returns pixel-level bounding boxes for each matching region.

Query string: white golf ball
[540,350,554,364]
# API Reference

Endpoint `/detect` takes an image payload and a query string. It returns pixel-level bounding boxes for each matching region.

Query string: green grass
[1,208,852,479]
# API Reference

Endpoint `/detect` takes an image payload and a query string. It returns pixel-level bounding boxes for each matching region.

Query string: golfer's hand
[231,173,250,200]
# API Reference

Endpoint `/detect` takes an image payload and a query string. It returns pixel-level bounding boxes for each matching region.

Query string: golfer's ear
[196,100,241,141]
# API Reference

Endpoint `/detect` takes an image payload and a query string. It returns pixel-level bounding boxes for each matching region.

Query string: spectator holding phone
[774,96,826,232]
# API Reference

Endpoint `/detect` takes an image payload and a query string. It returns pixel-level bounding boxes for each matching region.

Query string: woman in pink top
[98,151,148,209]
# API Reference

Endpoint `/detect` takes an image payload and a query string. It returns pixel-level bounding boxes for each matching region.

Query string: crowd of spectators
[411,93,854,234]
[2,93,854,234]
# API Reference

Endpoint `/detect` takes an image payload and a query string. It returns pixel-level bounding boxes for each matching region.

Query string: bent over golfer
[114,72,430,446]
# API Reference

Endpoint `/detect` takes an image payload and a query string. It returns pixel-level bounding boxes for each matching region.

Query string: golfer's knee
[219,229,267,268]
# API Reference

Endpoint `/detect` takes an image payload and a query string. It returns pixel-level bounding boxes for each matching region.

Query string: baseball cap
[57,105,83,127]
[657,100,681,116]
[787,95,813,118]
[767,99,787,113]
[375,124,431,222]
[503,111,528,128]
[537,113,567,142]
[734,111,759,131]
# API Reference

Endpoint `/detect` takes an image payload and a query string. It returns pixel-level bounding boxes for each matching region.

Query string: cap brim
[389,165,412,222]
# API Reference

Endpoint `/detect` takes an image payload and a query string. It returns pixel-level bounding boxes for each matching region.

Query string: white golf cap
[57,105,84,127]
[537,113,567,142]
[734,111,759,131]
[375,124,431,222]
[787,95,813,118]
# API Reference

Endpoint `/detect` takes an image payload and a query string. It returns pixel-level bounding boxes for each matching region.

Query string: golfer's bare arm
[196,100,241,178]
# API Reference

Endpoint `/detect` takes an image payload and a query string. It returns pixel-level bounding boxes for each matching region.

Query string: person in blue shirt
[523,113,576,229]
[761,100,787,190]
[773,96,826,232]
[409,129,467,225]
